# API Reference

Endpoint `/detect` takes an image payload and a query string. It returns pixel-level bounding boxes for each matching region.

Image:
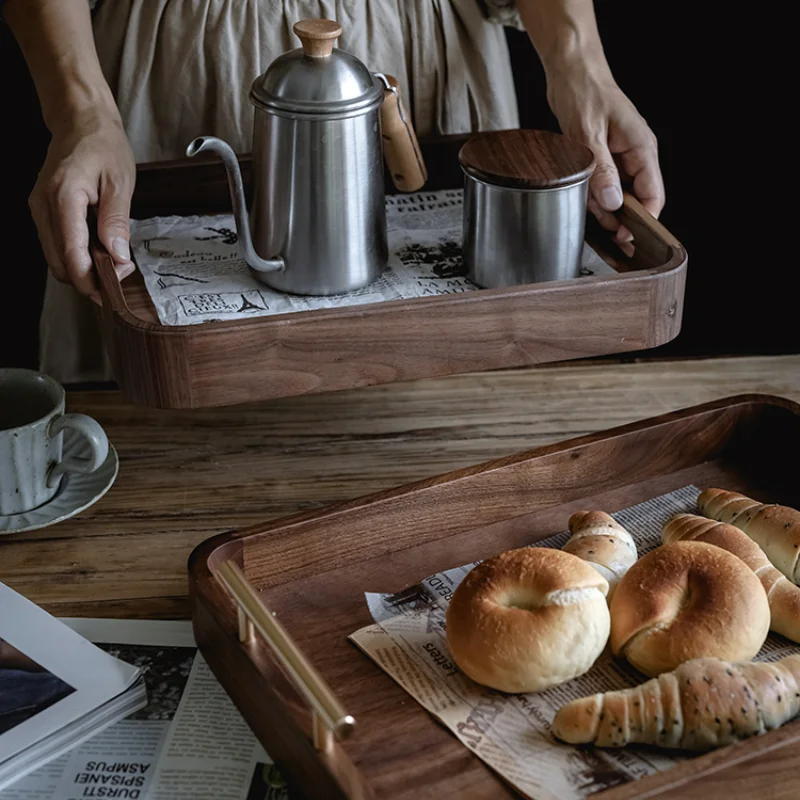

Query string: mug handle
[47,414,110,488]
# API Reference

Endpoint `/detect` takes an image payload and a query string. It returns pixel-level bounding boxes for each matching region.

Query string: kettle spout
[185,136,283,274]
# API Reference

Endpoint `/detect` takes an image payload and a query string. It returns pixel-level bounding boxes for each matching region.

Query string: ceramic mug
[0,369,109,516]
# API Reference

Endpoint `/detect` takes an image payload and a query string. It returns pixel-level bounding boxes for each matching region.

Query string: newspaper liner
[129,189,615,326]
[349,485,800,800]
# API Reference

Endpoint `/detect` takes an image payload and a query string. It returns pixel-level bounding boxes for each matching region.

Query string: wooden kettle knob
[293,19,342,58]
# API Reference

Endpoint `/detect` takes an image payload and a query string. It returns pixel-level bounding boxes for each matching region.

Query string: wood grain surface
[458,129,595,189]
[0,356,798,621]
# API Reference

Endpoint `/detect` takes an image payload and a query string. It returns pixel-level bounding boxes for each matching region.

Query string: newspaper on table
[129,189,615,326]
[3,617,288,800]
[349,485,800,800]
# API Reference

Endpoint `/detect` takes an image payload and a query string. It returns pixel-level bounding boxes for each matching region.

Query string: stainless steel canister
[459,130,595,289]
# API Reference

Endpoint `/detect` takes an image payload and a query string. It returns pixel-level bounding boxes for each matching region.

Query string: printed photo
[94,643,197,721]
[245,761,289,800]
[0,637,76,736]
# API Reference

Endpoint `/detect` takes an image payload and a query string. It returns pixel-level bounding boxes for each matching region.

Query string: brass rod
[216,559,355,739]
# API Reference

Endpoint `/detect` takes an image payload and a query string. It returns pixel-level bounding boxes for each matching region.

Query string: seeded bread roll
[552,654,800,751]
[698,488,800,584]
[445,547,610,693]
[563,511,637,600]
[610,541,770,677]
[663,513,800,643]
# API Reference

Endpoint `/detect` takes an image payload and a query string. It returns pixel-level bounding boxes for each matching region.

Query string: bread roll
[563,511,637,600]
[698,488,800,584]
[663,513,800,643]
[552,654,800,751]
[445,547,609,693]
[610,541,770,677]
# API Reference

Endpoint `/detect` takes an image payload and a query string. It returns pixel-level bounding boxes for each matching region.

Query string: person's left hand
[546,64,664,256]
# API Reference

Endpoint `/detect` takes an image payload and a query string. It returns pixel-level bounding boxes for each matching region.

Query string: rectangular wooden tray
[92,136,686,409]
[189,394,800,800]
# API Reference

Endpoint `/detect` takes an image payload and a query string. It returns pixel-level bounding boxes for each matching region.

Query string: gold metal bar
[237,606,255,644]
[312,710,334,753]
[216,559,356,740]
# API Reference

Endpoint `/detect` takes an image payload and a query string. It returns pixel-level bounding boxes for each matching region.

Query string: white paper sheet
[130,189,615,326]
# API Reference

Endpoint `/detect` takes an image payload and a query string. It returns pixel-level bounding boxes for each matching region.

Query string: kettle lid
[251,19,383,116]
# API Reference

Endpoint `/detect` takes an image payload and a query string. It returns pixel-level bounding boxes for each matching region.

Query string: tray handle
[87,210,132,315]
[215,559,356,752]
[619,191,684,254]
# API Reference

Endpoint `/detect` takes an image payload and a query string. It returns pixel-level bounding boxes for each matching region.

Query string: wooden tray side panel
[179,268,684,408]
[92,242,194,407]
[239,400,753,590]
[99,315,194,408]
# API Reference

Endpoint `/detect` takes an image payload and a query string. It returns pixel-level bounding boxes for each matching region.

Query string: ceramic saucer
[0,430,119,534]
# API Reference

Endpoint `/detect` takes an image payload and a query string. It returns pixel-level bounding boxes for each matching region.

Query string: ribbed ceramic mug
[0,369,109,516]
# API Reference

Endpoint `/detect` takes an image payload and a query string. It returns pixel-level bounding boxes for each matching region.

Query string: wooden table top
[2,355,798,619]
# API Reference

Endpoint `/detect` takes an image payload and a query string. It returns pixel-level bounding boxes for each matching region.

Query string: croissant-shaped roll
[552,655,800,751]
[663,513,800,643]
[563,511,637,600]
[698,489,800,584]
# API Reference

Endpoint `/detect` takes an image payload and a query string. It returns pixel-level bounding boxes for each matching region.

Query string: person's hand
[546,64,664,256]
[29,110,136,304]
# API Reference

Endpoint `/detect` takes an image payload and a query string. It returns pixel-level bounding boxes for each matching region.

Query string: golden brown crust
[662,514,769,571]
[609,541,770,677]
[553,655,800,751]
[568,510,622,533]
[697,488,758,523]
[445,547,610,693]
[698,489,800,583]
[562,536,622,570]
[564,510,637,600]
[663,513,800,643]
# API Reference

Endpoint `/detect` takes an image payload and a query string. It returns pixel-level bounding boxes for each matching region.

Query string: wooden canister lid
[458,130,595,190]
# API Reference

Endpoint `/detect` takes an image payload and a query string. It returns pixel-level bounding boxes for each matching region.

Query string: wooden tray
[189,394,799,800]
[92,136,686,409]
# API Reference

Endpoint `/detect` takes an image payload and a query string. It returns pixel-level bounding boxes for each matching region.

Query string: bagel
[445,547,610,693]
[610,541,770,677]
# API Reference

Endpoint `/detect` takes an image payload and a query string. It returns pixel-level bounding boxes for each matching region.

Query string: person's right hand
[29,111,136,304]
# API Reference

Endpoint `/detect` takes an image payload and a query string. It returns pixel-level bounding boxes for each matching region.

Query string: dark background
[1,3,796,375]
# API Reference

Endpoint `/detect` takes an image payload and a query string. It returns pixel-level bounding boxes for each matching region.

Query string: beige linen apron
[39,0,521,384]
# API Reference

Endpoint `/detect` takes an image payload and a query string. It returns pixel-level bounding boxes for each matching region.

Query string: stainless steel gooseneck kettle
[186,18,427,297]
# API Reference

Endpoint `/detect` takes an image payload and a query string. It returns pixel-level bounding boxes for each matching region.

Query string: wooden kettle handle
[378,74,427,192]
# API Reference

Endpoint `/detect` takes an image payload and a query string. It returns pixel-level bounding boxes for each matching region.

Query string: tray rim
[94,193,685,336]
[188,392,800,799]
